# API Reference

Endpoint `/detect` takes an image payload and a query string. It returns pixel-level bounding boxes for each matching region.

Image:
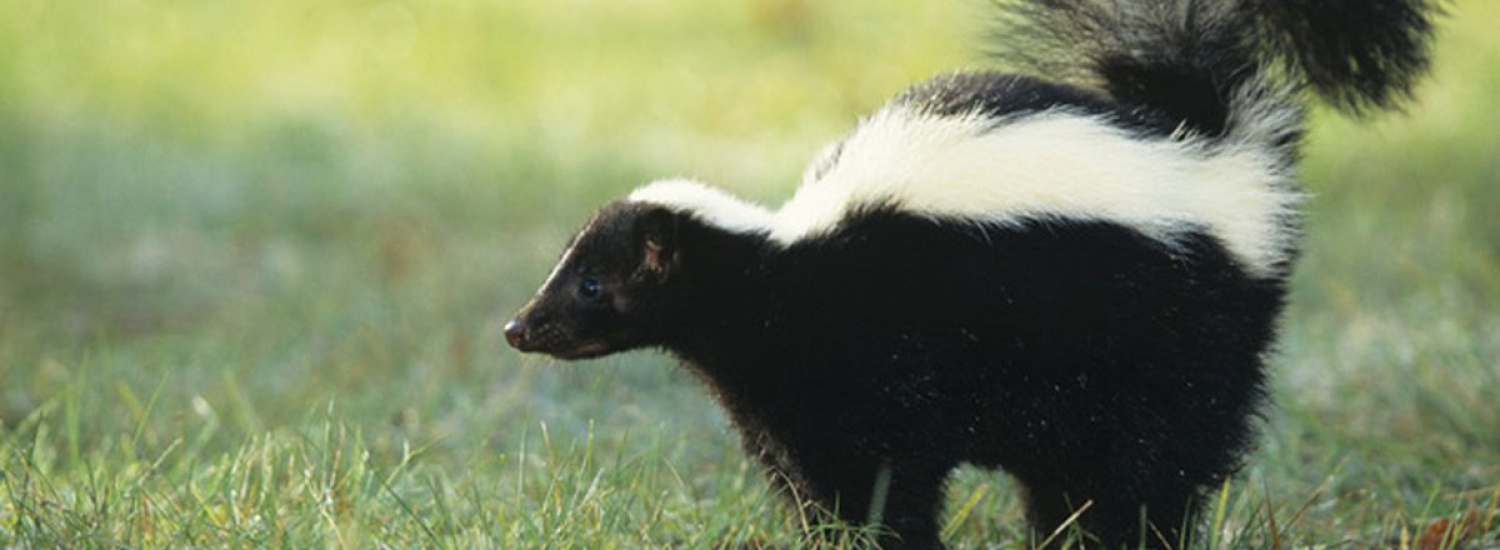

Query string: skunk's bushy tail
[1256,0,1437,113]
[993,0,1439,141]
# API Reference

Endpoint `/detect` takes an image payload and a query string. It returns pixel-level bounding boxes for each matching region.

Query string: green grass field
[2,0,1497,548]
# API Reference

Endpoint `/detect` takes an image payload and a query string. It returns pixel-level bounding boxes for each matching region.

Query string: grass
[1,0,1498,548]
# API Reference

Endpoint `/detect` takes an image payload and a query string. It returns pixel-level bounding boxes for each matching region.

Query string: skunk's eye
[578,277,603,300]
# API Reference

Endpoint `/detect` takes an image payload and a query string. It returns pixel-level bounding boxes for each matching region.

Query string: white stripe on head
[627,178,777,234]
[537,215,597,292]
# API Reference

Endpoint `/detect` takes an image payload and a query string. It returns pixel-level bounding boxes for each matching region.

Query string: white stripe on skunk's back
[630,105,1301,277]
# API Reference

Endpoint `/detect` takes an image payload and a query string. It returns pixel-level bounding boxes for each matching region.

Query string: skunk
[504,0,1436,548]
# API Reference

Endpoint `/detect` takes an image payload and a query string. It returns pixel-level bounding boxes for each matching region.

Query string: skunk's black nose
[504,319,527,350]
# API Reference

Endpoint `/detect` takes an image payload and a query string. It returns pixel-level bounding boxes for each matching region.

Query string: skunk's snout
[503,318,529,351]
[505,307,564,355]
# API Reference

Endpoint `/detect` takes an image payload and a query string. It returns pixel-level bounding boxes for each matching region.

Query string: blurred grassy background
[1,0,1497,548]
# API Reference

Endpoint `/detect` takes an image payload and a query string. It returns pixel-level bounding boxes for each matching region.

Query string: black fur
[991,0,1438,134]
[895,73,1182,137]
[512,204,1279,549]
[1255,0,1440,114]
[687,209,1281,550]
[506,0,1437,548]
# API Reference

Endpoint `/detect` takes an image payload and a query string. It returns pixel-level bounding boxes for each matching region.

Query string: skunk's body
[505,1,1436,548]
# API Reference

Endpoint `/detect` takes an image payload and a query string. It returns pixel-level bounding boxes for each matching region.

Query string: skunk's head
[505,202,683,360]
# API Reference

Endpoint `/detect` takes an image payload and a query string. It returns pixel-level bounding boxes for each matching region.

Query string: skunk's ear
[637,207,680,282]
